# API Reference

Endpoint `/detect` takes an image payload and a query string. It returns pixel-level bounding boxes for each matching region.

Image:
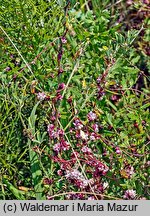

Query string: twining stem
[58,119,99,200]
[48,191,121,200]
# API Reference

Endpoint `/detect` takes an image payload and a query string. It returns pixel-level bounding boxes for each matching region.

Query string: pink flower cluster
[61,37,67,44]
[37,92,46,101]
[115,147,122,154]
[124,165,135,178]
[46,110,110,198]
[124,189,136,199]
[87,159,109,177]
[87,111,97,121]
[65,169,94,189]
[73,118,83,130]
[53,140,70,152]
[47,124,64,139]
[47,124,70,153]
[92,123,99,132]
[72,115,101,143]
[81,146,92,154]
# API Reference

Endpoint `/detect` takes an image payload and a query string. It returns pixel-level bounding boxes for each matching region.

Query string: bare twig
[47,191,121,200]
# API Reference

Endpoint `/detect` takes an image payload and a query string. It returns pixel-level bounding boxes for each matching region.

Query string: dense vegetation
[0,0,149,200]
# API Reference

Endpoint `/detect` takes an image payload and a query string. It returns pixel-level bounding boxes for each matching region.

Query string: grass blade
[28,102,45,200]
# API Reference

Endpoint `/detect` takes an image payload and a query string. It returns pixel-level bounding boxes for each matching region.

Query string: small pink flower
[92,123,99,132]
[61,37,67,44]
[57,83,65,91]
[43,178,53,185]
[123,189,136,199]
[57,128,64,137]
[37,92,46,101]
[10,54,14,59]
[65,169,91,189]
[50,116,56,122]
[60,140,70,151]
[69,128,74,133]
[56,92,63,100]
[57,169,63,176]
[79,179,89,189]
[98,164,106,172]
[95,162,109,176]
[47,124,55,131]
[115,147,122,154]
[124,165,135,178]
[90,132,97,141]
[73,119,83,130]
[75,131,81,139]
[76,194,85,199]
[80,130,89,141]
[111,95,119,101]
[97,77,101,84]
[47,124,57,139]
[65,169,84,180]
[90,132,100,141]
[53,140,70,152]
[87,111,97,121]
[58,68,64,75]
[53,143,61,152]
[81,146,92,154]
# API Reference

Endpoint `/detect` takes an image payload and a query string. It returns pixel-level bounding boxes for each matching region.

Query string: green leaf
[141,103,150,110]
[106,100,117,111]
[28,102,46,200]
[2,178,25,200]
